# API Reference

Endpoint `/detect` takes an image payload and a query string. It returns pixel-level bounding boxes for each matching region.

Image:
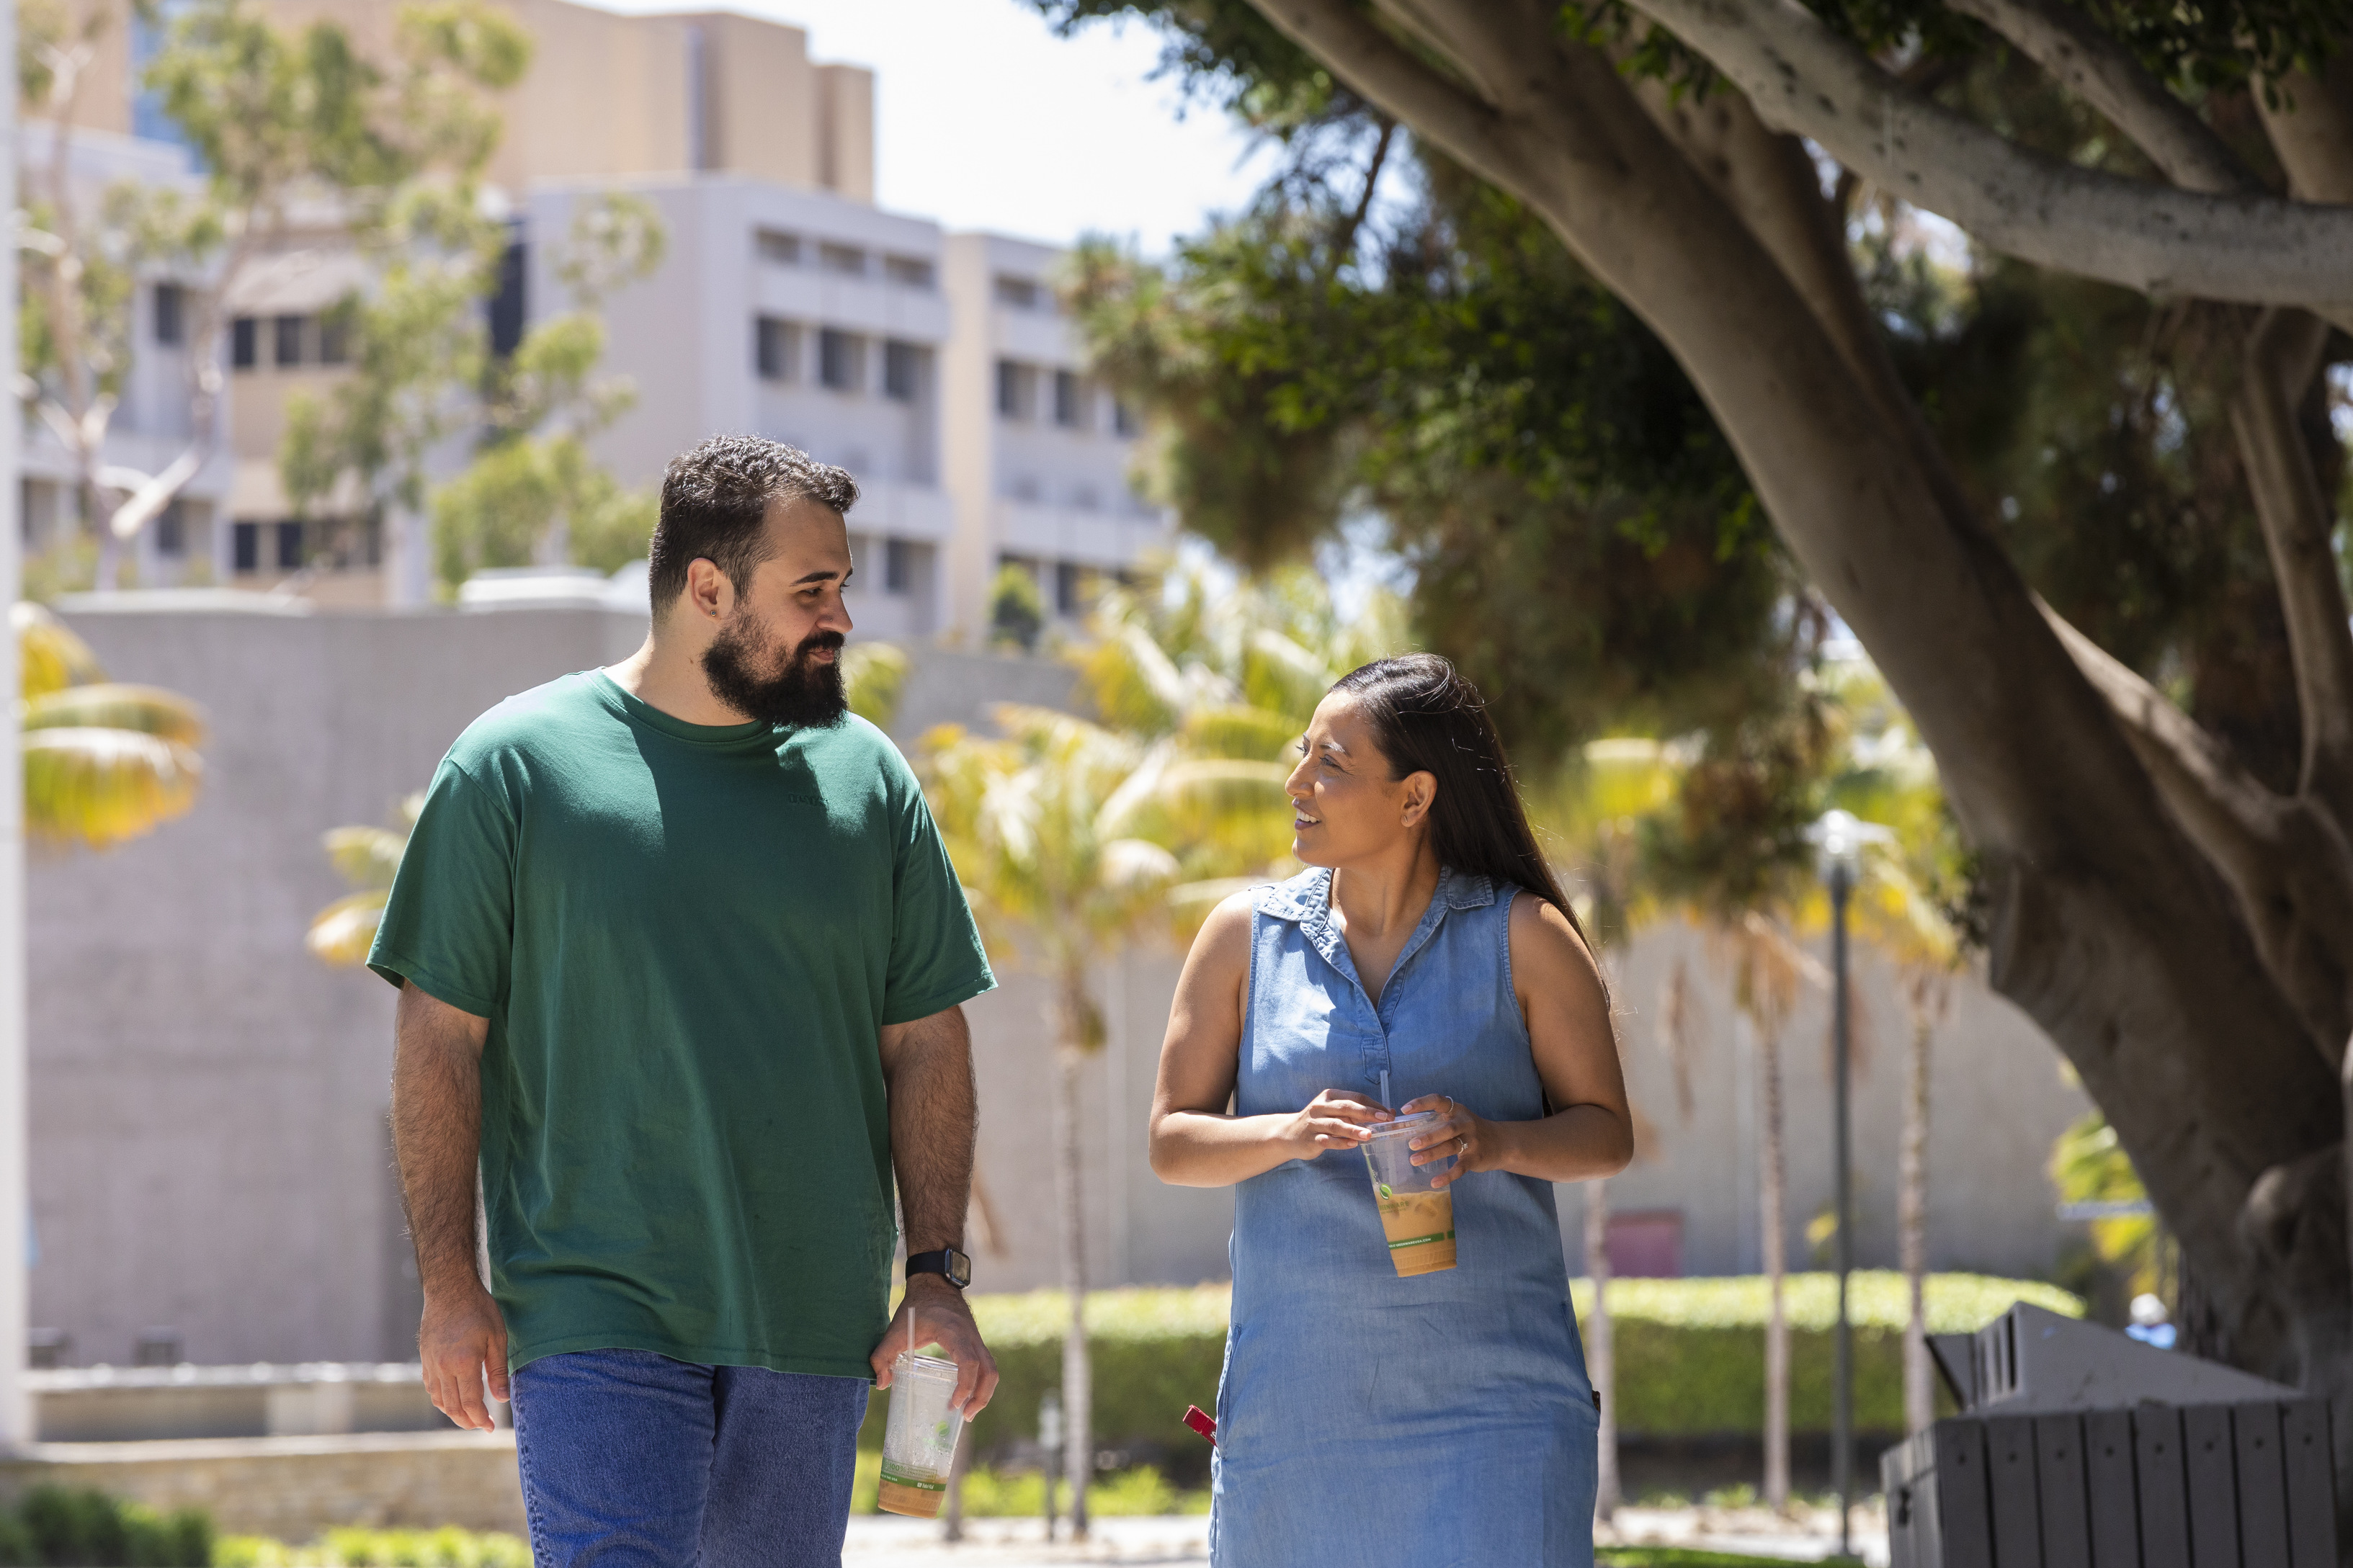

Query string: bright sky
[591,0,1277,252]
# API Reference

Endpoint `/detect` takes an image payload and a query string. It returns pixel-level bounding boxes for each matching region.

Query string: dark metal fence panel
[2036,1413,2094,1568]
[2231,1400,2289,1568]
[2181,1404,2239,1567]
[2085,1408,2140,1568]
[1988,1414,2045,1566]
[2280,1398,2336,1568]
[1936,1418,1997,1568]
[2135,1407,2195,1568]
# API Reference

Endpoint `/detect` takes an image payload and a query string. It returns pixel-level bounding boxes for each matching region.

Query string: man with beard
[367,436,999,1567]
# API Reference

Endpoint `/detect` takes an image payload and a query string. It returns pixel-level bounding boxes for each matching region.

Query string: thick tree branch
[2045,599,2353,1062]
[2258,53,2353,205]
[1254,0,1522,178]
[1629,69,1912,431]
[1620,0,2353,308]
[1942,0,2248,194]
[2233,307,2353,825]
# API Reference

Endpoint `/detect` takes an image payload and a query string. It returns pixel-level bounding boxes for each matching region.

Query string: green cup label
[1388,1230,1455,1251]
[880,1463,947,1492]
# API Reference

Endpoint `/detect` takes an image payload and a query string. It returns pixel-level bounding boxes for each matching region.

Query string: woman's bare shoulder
[1507,889,1604,987]
[1187,889,1260,975]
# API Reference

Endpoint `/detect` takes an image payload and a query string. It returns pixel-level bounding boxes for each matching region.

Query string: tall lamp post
[1804,808,1890,1559]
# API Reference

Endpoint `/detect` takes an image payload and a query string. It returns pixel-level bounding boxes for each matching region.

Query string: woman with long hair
[1151,653,1630,1564]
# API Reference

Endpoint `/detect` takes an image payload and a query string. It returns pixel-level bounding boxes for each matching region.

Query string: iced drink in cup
[1360,1110,1457,1276]
[878,1352,965,1518]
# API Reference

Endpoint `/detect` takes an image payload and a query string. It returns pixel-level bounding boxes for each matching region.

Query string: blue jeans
[511,1348,871,1568]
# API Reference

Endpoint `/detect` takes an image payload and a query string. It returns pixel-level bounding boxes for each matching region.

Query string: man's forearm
[391,984,492,1296]
[881,1006,976,1256]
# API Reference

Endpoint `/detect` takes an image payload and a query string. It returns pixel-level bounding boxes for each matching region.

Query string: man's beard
[702,609,849,729]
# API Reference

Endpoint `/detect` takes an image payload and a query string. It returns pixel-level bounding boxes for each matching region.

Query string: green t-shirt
[368,670,994,1379]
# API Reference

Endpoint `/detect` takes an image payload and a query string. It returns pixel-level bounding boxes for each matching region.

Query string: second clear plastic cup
[878,1352,965,1518]
[1361,1111,1458,1276]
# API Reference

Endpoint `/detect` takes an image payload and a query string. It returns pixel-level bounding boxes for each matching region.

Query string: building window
[1055,561,1084,617]
[994,274,1041,310]
[487,233,527,358]
[885,537,914,595]
[883,340,921,403]
[882,255,933,289]
[231,317,257,369]
[274,519,304,570]
[755,228,801,265]
[317,313,350,365]
[154,501,185,557]
[231,520,260,573]
[818,329,862,393]
[817,242,865,277]
[153,282,183,346]
[1113,398,1139,438]
[1053,370,1081,429]
[996,359,1035,421]
[755,316,796,382]
[273,314,305,368]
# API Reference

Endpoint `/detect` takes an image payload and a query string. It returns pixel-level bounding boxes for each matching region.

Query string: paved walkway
[842,1508,1895,1566]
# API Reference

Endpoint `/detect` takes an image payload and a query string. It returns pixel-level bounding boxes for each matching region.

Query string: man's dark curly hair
[648,435,859,616]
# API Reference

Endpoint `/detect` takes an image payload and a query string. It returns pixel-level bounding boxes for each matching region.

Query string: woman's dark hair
[1331,654,1591,949]
[648,435,860,615]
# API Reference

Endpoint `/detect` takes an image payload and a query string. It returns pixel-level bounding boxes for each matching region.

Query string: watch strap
[906,1247,971,1289]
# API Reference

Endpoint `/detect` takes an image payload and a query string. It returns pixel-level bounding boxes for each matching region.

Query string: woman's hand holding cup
[1400,1093,1487,1189]
[1285,1088,1391,1160]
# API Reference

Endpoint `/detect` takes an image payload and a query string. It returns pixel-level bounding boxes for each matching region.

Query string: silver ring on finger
[1457,1134,1469,1156]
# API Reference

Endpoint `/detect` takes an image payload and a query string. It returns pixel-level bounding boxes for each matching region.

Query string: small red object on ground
[1183,1405,1218,1446]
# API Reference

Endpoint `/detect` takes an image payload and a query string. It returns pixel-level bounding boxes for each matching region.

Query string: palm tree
[17,603,205,848]
[308,643,916,964]
[1807,660,1965,1438]
[921,702,1289,1536]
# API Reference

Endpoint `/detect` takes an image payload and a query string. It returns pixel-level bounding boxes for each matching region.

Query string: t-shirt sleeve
[367,758,517,1017]
[883,764,996,1027]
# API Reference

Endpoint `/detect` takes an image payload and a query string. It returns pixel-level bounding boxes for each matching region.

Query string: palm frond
[306,890,389,967]
[1182,703,1298,761]
[25,727,202,848]
[23,683,207,746]
[323,825,407,890]
[14,601,104,699]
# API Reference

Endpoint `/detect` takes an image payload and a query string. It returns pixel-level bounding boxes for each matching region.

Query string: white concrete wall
[25,603,2089,1368]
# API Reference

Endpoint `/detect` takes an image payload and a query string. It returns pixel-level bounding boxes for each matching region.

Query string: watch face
[948,1250,972,1288]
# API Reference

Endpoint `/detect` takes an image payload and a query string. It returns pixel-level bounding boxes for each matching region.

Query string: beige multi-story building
[34,0,1171,628]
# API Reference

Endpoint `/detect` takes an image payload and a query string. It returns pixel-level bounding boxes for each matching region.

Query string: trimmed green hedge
[889,1273,2079,1453]
[0,1487,213,1567]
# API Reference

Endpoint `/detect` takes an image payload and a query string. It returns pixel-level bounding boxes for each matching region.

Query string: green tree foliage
[268,2,536,556]
[1069,149,1805,762]
[986,563,1046,653]
[429,194,668,590]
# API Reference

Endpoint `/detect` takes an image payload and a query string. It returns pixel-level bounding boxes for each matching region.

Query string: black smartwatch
[907,1247,972,1290]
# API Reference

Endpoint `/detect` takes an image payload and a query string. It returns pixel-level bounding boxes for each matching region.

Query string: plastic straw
[1380,1070,1390,1112]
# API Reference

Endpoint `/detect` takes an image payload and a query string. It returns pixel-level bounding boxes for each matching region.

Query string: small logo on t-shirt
[784,792,823,806]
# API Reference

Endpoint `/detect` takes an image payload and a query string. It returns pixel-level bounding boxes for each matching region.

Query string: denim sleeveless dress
[1209,866,1599,1567]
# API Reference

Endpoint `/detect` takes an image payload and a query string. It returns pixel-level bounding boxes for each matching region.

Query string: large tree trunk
[1050,975,1093,1539]
[1246,1,2349,1461]
[1583,1178,1618,1523]
[1757,1013,1790,1511]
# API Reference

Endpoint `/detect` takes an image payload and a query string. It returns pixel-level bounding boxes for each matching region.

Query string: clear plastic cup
[1361,1111,1458,1276]
[878,1351,965,1518]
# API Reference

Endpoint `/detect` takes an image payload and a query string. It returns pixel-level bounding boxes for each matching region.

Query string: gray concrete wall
[29,598,2085,1371]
